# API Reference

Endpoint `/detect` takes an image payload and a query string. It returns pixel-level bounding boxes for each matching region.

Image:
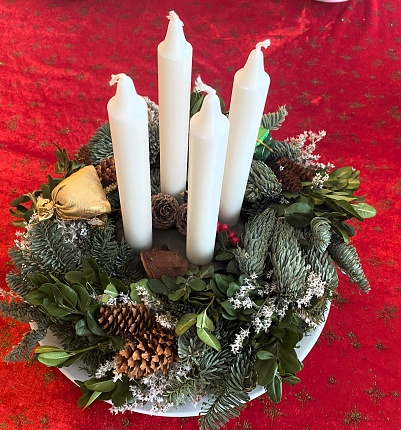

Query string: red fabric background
[0,0,400,429]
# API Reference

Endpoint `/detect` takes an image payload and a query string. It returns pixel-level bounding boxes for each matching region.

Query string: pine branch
[87,122,114,166]
[266,140,300,161]
[261,106,288,131]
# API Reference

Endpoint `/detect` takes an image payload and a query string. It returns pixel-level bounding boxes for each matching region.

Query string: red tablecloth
[0,1,400,429]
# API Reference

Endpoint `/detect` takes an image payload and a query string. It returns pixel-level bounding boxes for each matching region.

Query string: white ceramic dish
[35,302,330,417]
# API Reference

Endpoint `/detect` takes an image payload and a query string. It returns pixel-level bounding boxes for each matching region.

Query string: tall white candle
[107,73,153,252]
[219,40,271,227]
[186,78,230,265]
[158,11,193,200]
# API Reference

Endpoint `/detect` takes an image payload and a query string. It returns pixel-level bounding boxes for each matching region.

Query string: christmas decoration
[0,93,375,430]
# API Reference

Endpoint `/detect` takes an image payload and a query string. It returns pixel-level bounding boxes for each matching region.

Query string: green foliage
[310,217,332,252]
[261,106,288,131]
[265,139,300,161]
[87,122,114,166]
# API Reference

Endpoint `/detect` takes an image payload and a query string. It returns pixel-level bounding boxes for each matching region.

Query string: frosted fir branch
[134,285,165,312]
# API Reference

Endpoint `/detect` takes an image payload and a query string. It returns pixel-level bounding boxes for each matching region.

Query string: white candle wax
[219,40,271,227]
[158,11,193,200]
[186,79,230,265]
[107,73,153,252]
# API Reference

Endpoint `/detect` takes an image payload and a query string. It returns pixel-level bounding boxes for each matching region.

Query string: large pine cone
[115,327,177,379]
[96,157,117,192]
[268,158,312,192]
[151,193,179,229]
[98,303,154,340]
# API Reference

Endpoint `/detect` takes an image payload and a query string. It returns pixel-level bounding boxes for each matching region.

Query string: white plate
[34,302,330,417]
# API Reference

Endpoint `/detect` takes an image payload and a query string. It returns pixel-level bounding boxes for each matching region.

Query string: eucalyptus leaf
[84,378,117,392]
[86,308,105,336]
[35,345,64,354]
[284,202,314,228]
[25,290,47,306]
[353,203,376,219]
[255,358,278,387]
[196,310,214,331]
[168,288,186,301]
[256,350,276,361]
[37,351,72,367]
[175,313,198,336]
[83,391,102,409]
[147,278,168,295]
[188,277,207,291]
[196,327,221,351]
[265,373,282,403]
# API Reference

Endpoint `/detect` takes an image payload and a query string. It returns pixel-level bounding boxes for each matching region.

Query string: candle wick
[109,74,125,86]
[167,10,179,21]
[194,76,216,95]
[256,39,271,51]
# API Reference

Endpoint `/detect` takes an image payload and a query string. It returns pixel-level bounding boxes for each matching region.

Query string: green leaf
[35,345,64,354]
[24,290,46,306]
[175,313,198,336]
[330,166,353,179]
[256,350,276,361]
[109,335,125,351]
[281,373,301,386]
[196,327,221,351]
[147,278,168,295]
[37,351,72,367]
[214,250,234,261]
[270,326,286,340]
[265,373,282,403]
[70,283,92,313]
[75,319,93,336]
[188,278,207,291]
[161,275,180,291]
[196,310,214,331]
[221,300,237,316]
[42,298,74,318]
[86,308,105,336]
[84,378,116,393]
[104,283,118,298]
[284,202,314,228]
[278,347,303,374]
[255,358,278,387]
[57,283,79,308]
[27,273,50,289]
[353,203,376,219]
[83,391,102,409]
[168,288,186,301]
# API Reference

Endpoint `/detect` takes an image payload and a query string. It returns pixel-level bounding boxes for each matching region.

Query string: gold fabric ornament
[37,166,111,221]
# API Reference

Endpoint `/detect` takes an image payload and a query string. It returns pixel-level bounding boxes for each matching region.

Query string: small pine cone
[269,158,306,192]
[74,145,92,166]
[176,203,187,236]
[151,193,179,229]
[115,326,177,379]
[180,190,188,203]
[98,303,154,340]
[96,157,117,192]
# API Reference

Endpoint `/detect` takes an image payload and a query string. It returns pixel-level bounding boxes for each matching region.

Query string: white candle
[107,73,153,252]
[158,11,193,200]
[186,78,230,265]
[219,40,271,227]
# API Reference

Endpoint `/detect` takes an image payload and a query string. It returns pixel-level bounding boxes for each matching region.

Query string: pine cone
[180,190,188,203]
[115,325,177,379]
[151,193,179,229]
[268,158,312,192]
[98,303,154,340]
[96,157,117,192]
[74,145,92,166]
[176,203,187,236]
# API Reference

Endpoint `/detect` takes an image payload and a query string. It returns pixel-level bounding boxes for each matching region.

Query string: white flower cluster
[230,327,250,354]
[228,276,258,310]
[55,219,89,245]
[94,359,116,379]
[104,292,133,307]
[286,130,326,167]
[155,312,178,330]
[311,171,330,189]
[297,271,326,309]
[135,284,164,311]
[252,298,277,333]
